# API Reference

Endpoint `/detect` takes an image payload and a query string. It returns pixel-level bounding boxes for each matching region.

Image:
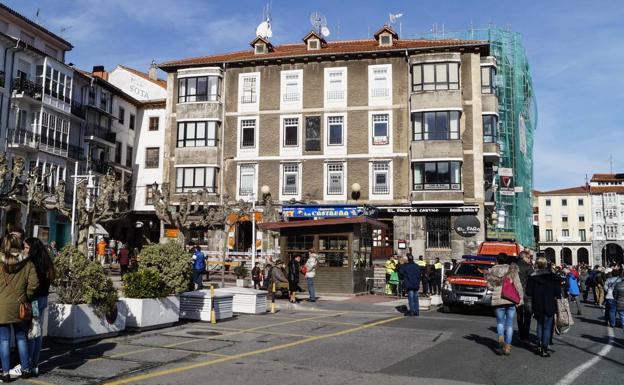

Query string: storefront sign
[282,206,370,218]
[500,175,515,196]
[381,206,479,215]
[498,167,513,177]
[164,228,179,238]
[397,239,407,249]
[454,216,481,237]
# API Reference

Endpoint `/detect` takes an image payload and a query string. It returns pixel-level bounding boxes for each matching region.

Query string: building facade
[536,187,593,266]
[159,26,501,261]
[590,173,624,266]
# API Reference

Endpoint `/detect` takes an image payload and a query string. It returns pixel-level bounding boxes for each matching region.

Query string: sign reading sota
[454,215,481,237]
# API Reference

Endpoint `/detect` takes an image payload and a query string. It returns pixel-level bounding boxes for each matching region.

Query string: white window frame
[369,160,393,200]
[323,161,347,201]
[237,163,258,201]
[279,162,302,201]
[324,67,347,108]
[237,116,259,158]
[368,64,392,106]
[280,69,303,110]
[324,113,347,156]
[279,114,302,157]
[175,166,218,194]
[368,111,393,154]
[238,72,260,113]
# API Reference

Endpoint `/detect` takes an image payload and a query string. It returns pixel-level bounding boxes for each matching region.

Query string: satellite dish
[256,20,272,39]
[310,12,327,32]
[321,26,330,37]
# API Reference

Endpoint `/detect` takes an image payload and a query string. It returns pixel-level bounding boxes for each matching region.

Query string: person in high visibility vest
[416,256,428,296]
[432,257,443,295]
[385,255,398,295]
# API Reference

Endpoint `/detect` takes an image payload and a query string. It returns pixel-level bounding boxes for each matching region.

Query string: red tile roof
[159,38,487,70]
[590,186,624,193]
[591,173,624,182]
[117,65,167,89]
[538,186,590,195]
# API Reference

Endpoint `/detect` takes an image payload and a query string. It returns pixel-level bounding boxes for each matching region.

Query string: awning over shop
[259,216,388,231]
[89,224,109,237]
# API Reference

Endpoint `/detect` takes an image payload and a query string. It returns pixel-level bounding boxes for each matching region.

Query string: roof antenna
[310,12,330,37]
[255,2,272,39]
[34,8,41,24]
[389,12,403,36]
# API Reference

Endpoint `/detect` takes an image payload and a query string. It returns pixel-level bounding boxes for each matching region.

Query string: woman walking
[288,255,302,303]
[486,254,523,356]
[526,257,561,357]
[24,237,55,376]
[0,234,38,381]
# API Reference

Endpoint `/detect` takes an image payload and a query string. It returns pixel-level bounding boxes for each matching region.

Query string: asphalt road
[19,298,623,385]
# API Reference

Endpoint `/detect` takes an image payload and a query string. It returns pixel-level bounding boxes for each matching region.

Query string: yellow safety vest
[385,259,397,273]
[416,260,426,267]
[434,262,443,270]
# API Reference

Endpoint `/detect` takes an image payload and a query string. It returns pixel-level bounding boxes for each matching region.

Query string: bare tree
[0,154,26,204]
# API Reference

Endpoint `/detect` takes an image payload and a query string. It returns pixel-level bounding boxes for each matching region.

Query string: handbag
[1,268,33,321]
[300,266,308,275]
[501,276,521,304]
[556,298,574,327]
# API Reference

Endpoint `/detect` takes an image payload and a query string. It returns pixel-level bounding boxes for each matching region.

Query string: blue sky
[7,0,623,190]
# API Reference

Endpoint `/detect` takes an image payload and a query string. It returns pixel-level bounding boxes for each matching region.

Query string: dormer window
[374,26,399,47]
[308,39,320,50]
[380,34,392,46]
[255,44,266,54]
[303,31,326,51]
[250,36,273,55]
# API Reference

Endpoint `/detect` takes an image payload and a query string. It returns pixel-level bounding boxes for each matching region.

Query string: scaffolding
[421,27,538,248]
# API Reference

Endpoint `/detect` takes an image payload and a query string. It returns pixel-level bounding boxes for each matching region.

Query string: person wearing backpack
[566,268,582,315]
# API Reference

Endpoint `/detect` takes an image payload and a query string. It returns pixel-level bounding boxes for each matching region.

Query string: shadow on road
[463,334,501,355]
[40,340,117,374]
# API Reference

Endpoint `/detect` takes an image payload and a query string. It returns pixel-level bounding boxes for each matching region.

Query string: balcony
[6,128,39,152]
[89,159,114,175]
[39,134,69,158]
[11,78,43,102]
[71,100,85,119]
[85,123,116,144]
[68,144,85,161]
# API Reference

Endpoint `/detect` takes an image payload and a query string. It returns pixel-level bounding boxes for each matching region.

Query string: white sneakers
[8,364,33,379]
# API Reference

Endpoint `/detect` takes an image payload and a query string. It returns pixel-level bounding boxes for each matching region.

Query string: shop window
[426,216,451,249]
[319,235,349,267]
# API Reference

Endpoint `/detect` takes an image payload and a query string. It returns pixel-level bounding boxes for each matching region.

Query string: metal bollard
[210,285,216,324]
[271,282,276,314]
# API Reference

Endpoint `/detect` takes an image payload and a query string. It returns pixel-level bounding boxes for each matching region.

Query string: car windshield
[453,263,487,277]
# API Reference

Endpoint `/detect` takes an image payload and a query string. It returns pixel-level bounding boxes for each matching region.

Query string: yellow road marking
[25,379,57,385]
[102,315,402,385]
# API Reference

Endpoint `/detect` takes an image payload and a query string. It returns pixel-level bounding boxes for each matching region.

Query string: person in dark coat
[118,243,130,278]
[288,255,301,303]
[516,251,534,343]
[398,255,422,316]
[526,257,562,357]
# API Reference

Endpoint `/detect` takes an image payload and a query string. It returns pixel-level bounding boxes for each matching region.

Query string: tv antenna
[310,12,330,38]
[388,12,403,36]
[255,2,272,39]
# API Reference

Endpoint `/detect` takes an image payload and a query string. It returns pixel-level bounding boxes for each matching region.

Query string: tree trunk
[77,226,89,256]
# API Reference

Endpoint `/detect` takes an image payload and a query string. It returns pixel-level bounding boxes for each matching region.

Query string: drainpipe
[220,62,227,206]
[404,48,413,251]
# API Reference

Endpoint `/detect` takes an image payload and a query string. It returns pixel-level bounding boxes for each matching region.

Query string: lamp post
[70,162,98,245]
[351,183,361,201]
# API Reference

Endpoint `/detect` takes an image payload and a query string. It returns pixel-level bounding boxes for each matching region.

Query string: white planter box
[430,294,443,306]
[179,290,233,322]
[119,296,180,331]
[236,279,252,288]
[47,302,127,343]
[215,287,267,314]
[419,297,431,311]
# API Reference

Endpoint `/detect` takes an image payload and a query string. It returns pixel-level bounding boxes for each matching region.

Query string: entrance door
[236,221,252,252]
[602,243,623,266]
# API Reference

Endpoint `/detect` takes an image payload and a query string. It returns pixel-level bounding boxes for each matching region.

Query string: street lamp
[70,162,99,245]
[351,183,361,201]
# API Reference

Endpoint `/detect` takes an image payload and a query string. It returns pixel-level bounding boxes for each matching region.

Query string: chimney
[148,60,158,81]
[92,65,108,81]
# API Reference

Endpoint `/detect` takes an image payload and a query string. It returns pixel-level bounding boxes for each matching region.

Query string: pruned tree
[0,154,26,204]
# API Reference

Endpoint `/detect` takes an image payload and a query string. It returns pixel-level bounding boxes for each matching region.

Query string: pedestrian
[417,256,428,297]
[96,237,106,266]
[47,241,58,258]
[251,262,262,290]
[526,257,562,357]
[486,254,524,356]
[433,257,443,295]
[269,260,289,297]
[262,263,273,290]
[579,267,589,303]
[304,250,318,302]
[118,243,130,278]
[398,255,422,316]
[384,255,398,295]
[613,277,624,335]
[0,233,38,381]
[604,269,622,327]
[516,251,534,344]
[593,265,606,307]
[23,237,55,377]
[566,268,582,315]
[288,255,302,303]
[191,246,206,290]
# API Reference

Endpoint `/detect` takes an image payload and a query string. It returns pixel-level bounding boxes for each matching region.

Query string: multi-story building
[159,26,500,261]
[590,173,624,266]
[535,186,592,266]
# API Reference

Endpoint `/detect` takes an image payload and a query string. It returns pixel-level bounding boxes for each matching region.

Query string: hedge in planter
[136,242,192,294]
[122,268,169,299]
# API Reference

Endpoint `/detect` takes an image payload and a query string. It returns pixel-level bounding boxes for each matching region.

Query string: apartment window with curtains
[481,66,496,94]
[412,161,461,191]
[239,165,255,196]
[176,167,217,193]
[412,62,459,91]
[240,76,257,104]
[483,115,498,143]
[177,121,218,147]
[372,162,390,194]
[283,118,299,146]
[178,75,221,102]
[412,111,460,141]
[327,163,344,195]
[282,163,299,195]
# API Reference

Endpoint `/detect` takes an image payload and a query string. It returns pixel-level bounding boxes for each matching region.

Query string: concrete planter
[430,294,443,306]
[419,296,431,311]
[179,290,234,322]
[236,279,252,288]
[119,296,180,331]
[47,302,127,343]
[215,287,267,314]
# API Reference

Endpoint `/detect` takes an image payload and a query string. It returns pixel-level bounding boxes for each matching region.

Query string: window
[579,229,586,242]
[481,66,496,94]
[562,199,567,206]
[545,199,551,206]
[579,215,585,222]
[483,115,498,143]
[308,39,319,50]
[545,230,553,241]
[115,142,122,164]
[606,225,617,239]
[412,161,461,191]
[240,76,257,104]
[372,162,390,195]
[118,106,125,125]
[305,116,321,151]
[370,66,390,98]
[145,147,159,168]
[255,44,266,54]
[176,167,217,193]
[326,69,345,102]
[562,216,568,223]
[145,185,155,205]
[578,198,584,206]
[562,229,569,237]
[126,146,133,168]
[282,72,301,103]
[129,114,135,130]
[283,118,299,146]
[177,121,219,147]
[178,76,221,102]
[149,117,159,131]
[239,165,256,196]
[327,163,344,195]
[282,163,299,195]
[327,116,343,145]
[234,119,255,149]
[606,208,616,219]
[426,216,451,249]
[100,90,110,112]
[380,35,391,46]
[412,62,459,91]
[372,114,389,145]
[412,111,460,141]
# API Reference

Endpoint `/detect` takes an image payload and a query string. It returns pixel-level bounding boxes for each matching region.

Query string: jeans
[619,310,624,332]
[29,296,48,368]
[536,315,554,350]
[0,322,30,373]
[407,289,419,315]
[605,299,617,327]
[192,269,204,290]
[306,277,316,301]
[495,305,516,344]
[516,304,532,341]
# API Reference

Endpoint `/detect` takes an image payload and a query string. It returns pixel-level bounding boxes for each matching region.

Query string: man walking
[191,246,206,290]
[516,251,534,343]
[398,255,422,316]
[305,250,319,302]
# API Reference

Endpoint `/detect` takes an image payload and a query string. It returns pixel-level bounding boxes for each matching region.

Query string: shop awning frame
[259,216,388,231]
